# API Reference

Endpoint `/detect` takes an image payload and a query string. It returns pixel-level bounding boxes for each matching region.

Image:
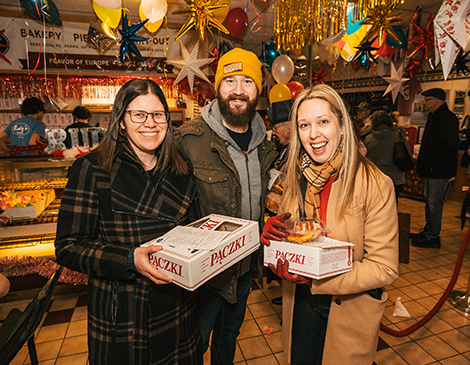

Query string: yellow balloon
[93,1,121,30]
[139,5,164,33]
[213,0,230,23]
[269,83,292,104]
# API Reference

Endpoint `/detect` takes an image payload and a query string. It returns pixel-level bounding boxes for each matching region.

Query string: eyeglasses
[126,110,169,124]
[272,122,289,132]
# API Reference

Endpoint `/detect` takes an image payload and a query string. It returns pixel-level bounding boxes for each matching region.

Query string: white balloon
[141,0,168,22]
[93,0,121,10]
[271,55,294,84]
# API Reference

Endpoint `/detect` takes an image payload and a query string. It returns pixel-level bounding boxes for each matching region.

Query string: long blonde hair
[279,84,380,219]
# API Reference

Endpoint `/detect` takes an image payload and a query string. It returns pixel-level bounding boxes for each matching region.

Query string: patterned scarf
[302,149,342,219]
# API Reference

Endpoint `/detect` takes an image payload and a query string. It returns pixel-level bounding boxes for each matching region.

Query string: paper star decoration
[311,65,329,85]
[352,37,379,72]
[383,62,409,104]
[452,49,470,77]
[0,30,11,65]
[173,0,229,41]
[118,11,149,63]
[407,14,434,61]
[166,41,214,94]
[360,2,403,47]
[405,58,423,79]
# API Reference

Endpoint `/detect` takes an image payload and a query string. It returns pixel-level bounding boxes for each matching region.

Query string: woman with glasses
[55,79,202,364]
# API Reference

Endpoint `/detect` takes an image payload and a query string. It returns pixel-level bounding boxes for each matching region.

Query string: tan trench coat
[282,167,399,365]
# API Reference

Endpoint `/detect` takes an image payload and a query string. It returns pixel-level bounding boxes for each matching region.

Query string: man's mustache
[227,95,249,102]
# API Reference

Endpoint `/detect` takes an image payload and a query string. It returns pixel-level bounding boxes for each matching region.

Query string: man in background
[175,47,277,364]
[410,88,459,248]
[64,106,93,148]
[356,101,372,141]
[0,97,46,155]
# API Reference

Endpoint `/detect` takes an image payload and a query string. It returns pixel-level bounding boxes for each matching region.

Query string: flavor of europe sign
[0,17,186,72]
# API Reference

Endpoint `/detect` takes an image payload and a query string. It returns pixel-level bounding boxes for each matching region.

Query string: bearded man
[175,48,277,364]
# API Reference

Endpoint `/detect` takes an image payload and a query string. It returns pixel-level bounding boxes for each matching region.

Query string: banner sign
[0,17,184,72]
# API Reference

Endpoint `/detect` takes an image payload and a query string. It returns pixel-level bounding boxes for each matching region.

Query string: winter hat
[214,48,262,93]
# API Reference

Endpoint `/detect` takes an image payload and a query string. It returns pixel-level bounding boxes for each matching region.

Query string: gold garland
[274,0,403,53]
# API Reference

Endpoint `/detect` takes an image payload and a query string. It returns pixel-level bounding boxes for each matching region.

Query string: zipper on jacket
[245,153,253,220]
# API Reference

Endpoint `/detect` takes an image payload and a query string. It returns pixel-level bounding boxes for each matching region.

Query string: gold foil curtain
[274,0,403,52]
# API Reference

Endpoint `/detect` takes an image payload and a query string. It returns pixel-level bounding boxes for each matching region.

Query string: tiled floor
[1,196,470,364]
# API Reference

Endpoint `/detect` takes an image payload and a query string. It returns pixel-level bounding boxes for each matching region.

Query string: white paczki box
[143,214,260,291]
[264,236,354,279]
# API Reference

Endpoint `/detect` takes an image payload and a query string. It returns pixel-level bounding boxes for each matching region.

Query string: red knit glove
[261,212,291,246]
[268,258,312,285]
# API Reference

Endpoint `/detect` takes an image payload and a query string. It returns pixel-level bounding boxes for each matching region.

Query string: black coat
[55,150,202,364]
[417,103,459,179]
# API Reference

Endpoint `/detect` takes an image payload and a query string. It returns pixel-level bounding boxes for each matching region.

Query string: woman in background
[55,79,202,364]
[364,110,408,202]
[261,85,398,365]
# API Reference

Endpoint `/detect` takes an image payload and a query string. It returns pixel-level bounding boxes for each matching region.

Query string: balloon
[378,40,396,58]
[258,41,282,68]
[385,25,406,49]
[20,0,62,26]
[272,55,294,84]
[94,0,121,10]
[139,5,164,32]
[141,0,167,23]
[93,1,122,30]
[225,8,248,38]
[269,83,292,103]
[287,81,304,99]
[213,0,230,23]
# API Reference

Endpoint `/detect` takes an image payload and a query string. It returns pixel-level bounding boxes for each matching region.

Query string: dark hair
[73,106,92,121]
[21,97,45,115]
[371,110,393,130]
[352,116,364,139]
[93,79,188,175]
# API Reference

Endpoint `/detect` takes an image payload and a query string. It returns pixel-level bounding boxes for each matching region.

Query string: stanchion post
[448,270,470,313]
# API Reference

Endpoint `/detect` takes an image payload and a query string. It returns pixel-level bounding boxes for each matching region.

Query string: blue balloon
[385,26,407,49]
[258,41,282,68]
[20,0,62,26]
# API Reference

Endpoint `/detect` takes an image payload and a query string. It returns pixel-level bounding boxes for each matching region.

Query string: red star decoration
[312,65,329,85]
[0,30,11,65]
[405,58,423,79]
[407,14,434,61]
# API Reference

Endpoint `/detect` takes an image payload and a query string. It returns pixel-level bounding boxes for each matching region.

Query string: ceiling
[0,0,445,55]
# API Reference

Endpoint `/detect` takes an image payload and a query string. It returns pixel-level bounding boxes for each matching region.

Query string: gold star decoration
[360,2,403,47]
[173,0,229,41]
[382,62,409,104]
[166,41,214,94]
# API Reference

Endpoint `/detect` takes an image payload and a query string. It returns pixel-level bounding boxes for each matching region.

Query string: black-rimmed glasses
[126,110,169,124]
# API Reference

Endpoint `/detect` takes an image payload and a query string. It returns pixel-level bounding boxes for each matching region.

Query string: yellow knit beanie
[214,48,262,93]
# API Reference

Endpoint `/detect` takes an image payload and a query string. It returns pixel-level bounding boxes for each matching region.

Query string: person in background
[352,116,367,156]
[267,98,294,306]
[261,84,398,365]
[0,97,46,155]
[64,106,93,148]
[0,273,10,298]
[175,48,277,364]
[410,88,459,248]
[55,79,202,364]
[364,110,408,202]
[355,101,372,141]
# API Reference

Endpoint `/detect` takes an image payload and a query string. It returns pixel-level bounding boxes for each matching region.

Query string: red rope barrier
[380,225,470,337]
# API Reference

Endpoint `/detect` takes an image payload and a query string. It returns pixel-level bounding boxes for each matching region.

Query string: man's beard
[218,93,259,129]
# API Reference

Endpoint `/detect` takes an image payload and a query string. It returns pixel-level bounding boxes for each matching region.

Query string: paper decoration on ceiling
[405,58,423,79]
[434,1,470,80]
[407,14,434,67]
[359,1,403,47]
[383,62,409,104]
[0,30,11,65]
[92,0,121,37]
[20,0,62,26]
[452,49,470,77]
[87,22,116,55]
[352,37,379,72]
[139,0,167,33]
[336,24,369,62]
[118,11,149,63]
[173,0,229,41]
[311,65,329,85]
[166,41,214,94]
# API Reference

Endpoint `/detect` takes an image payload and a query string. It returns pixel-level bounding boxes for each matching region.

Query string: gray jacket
[175,99,277,302]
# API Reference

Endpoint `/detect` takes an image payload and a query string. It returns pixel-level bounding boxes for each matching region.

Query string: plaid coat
[55,150,202,365]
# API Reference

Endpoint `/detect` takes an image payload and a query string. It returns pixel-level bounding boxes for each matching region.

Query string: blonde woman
[261,84,399,365]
